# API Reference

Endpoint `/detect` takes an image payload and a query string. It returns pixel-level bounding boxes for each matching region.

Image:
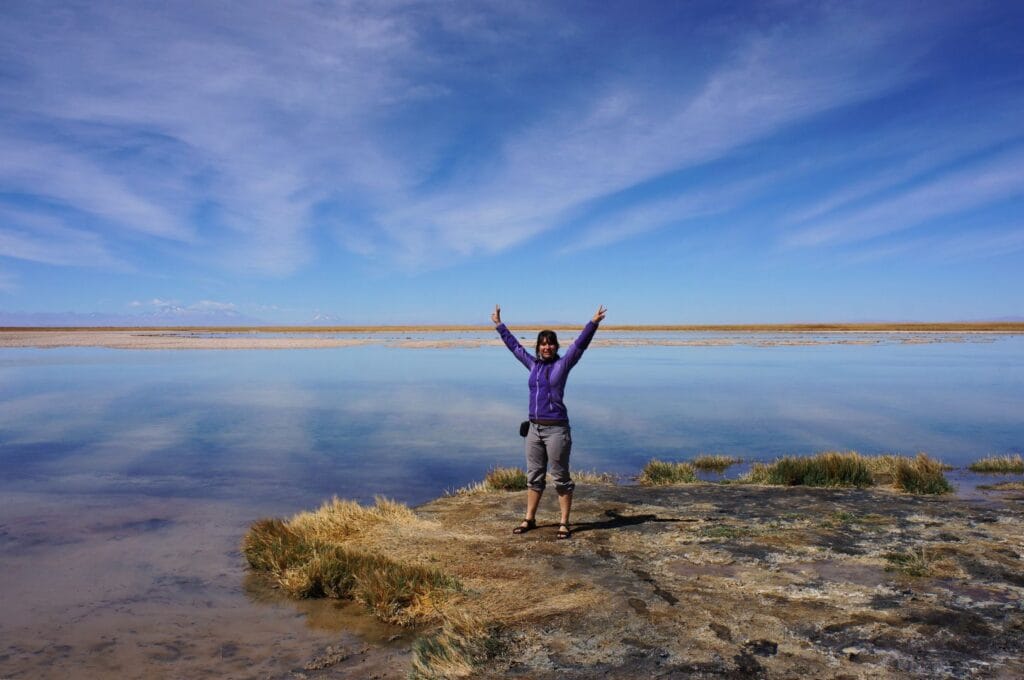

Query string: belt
[530,418,569,426]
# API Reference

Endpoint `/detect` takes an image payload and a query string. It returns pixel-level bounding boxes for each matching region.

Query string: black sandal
[556,524,572,540]
[512,518,537,535]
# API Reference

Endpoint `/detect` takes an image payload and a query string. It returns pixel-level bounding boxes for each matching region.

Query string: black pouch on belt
[519,420,530,437]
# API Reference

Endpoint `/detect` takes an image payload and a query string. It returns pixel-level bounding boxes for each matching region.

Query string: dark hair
[535,330,559,359]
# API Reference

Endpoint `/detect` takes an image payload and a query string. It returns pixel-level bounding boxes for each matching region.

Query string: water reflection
[1,338,1022,507]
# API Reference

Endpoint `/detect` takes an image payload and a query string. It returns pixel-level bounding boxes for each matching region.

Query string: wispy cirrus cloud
[0,205,125,268]
[0,0,1019,308]
[1,0,441,274]
[783,146,1024,249]
[841,224,1024,266]
[0,1,971,273]
[561,173,777,254]
[384,4,944,262]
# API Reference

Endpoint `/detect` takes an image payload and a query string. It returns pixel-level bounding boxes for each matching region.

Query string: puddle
[937,581,1019,605]
[778,560,893,588]
[667,561,743,579]
[243,573,410,643]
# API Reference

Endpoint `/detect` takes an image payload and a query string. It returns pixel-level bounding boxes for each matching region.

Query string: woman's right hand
[491,304,501,325]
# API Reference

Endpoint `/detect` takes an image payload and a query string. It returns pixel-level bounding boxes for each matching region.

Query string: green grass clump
[242,498,459,625]
[638,459,697,485]
[699,524,753,539]
[741,451,952,494]
[690,454,742,472]
[743,451,873,488]
[883,548,932,577]
[893,453,953,494]
[969,454,1024,473]
[483,467,528,491]
[819,511,857,528]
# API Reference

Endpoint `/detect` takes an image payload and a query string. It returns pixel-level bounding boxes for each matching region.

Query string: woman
[491,304,607,539]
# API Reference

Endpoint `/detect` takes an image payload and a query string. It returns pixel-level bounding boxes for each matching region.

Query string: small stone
[745,639,778,657]
[709,622,733,642]
[842,646,863,660]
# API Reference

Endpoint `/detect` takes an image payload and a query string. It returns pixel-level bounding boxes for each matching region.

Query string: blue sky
[1,0,1022,325]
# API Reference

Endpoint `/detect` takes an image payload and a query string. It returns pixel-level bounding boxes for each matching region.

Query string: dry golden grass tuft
[969,454,1024,473]
[243,490,603,675]
[410,611,504,679]
[287,495,418,542]
[447,467,526,495]
[243,497,457,626]
[740,451,952,494]
[483,467,528,491]
[572,468,617,484]
[978,480,1024,491]
[638,459,697,485]
[449,467,614,496]
[690,454,742,471]
[742,451,872,487]
[892,453,953,494]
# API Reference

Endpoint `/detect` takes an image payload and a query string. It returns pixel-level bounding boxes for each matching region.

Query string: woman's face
[538,338,557,361]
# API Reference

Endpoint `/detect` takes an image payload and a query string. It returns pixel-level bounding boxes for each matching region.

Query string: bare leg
[525,489,542,520]
[558,490,572,526]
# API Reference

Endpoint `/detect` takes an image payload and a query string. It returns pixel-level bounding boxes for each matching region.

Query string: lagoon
[2,332,1022,506]
[1,331,1022,677]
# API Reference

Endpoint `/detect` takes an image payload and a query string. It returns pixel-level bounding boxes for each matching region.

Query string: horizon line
[3,322,1024,333]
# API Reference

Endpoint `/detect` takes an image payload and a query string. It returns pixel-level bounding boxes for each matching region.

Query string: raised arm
[492,304,534,370]
[562,305,606,368]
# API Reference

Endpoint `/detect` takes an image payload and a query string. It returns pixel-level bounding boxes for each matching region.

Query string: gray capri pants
[525,422,574,494]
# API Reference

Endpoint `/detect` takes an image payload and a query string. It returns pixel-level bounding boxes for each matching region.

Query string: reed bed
[892,453,953,494]
[744,451,873,487]
[740,451,952,494]
[638,459,697,485]
[968,454,1024,473]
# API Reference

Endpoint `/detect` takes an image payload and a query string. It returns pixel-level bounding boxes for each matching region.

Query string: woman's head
[535,330,559,361]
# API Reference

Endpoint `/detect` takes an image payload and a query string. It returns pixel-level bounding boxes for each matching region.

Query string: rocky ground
[294,482,1024,679]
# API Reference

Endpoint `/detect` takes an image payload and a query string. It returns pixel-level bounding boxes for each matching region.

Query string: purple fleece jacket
[496,320,599,422]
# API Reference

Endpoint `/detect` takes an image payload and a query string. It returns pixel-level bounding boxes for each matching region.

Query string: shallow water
[1,333,1022,677]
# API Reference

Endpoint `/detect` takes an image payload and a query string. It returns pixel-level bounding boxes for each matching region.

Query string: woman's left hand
[592,305,607,324]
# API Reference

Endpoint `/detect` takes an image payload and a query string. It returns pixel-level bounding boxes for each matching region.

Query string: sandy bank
[1,326,1018,350]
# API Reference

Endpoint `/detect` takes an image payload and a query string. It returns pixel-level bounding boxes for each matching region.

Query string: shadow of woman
[570,508,694,535]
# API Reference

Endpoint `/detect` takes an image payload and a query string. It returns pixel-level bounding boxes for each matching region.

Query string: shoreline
[244,481,1024,678]
[1,325,1022,350]
[3,322,1024,333]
